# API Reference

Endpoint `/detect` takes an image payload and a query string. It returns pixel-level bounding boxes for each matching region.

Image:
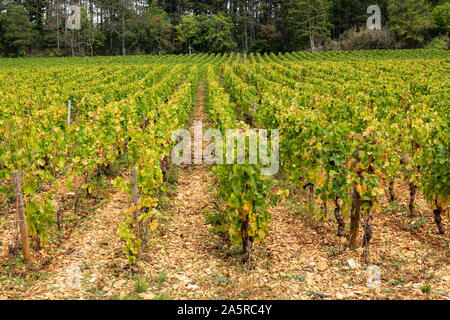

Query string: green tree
[432,2,450,33]
[176,14,198,54]
[80,6,106,57]
[0,3,33,56]
[388,0,435,47]
[23,0,46,48]
[130,5,173,54]
[259,24,283,52]
[192,14,237,53]
[287,0,332,51]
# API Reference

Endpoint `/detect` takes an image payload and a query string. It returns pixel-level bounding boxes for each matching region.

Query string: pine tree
[287,0,331,51]
[388,0,435,47]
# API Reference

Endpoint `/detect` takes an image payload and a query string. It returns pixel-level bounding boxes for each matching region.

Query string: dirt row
[0,81,448,300]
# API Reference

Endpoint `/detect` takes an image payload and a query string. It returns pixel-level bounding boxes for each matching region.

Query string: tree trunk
[121,15,126,56]
[8,244,15,277]
[308,184,315,210]
[242,236,254,264]
[334,197,345,237]
[389,179,395,202]
[56,1,60,50]
[362,212,373,261]
[12,171,32,264]
[350,185,361,248]
[433,206,445,235]
[74,193,80,216]
[71,30,75,57]
[323,200,329,219]
[77,30,81,55]
[309,21,316,52]
[310,34,316,52]
[409,182,417,217]
[241,218,254,264]
[57,208,63,231]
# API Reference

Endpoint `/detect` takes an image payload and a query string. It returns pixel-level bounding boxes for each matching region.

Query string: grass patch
[134,276,150,294]
[151,268,168,286]
[154,291,171,300]
[288,273,306,282]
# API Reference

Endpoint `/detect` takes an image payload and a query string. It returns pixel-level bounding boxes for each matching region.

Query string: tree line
[0,0,448,57]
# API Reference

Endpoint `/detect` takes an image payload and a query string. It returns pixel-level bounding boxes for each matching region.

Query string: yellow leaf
[345,159,353,170]
[242,202,252,214]
[356,184,367,196]
[149,219,158,231]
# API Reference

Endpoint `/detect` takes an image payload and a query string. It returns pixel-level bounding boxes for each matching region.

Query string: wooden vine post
[130,168,140,254]
[67,100,71,128]
[12,170,32,264]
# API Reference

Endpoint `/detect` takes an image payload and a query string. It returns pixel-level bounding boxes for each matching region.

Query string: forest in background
[0,0,448,57]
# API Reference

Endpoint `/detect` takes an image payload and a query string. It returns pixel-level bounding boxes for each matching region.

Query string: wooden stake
[131,168,138,207]
[67,100,71,128]
[12,171,32,264]
[130,168,140,248]
[253,101,256,114]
